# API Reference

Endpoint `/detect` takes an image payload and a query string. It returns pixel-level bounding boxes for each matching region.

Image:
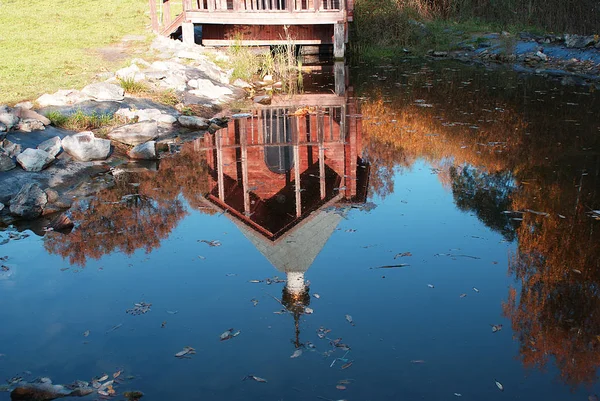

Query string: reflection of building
[196,85,368,346]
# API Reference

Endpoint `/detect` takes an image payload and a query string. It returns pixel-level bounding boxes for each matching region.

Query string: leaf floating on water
[454,393,462,397]
[290,349,303,358]
[394,252,413,258]
[336,385,346,390]
[304,307,314,314]
[491,324,503,333]
[427,284,435,288]
[113,370,122,379]
[341,361,353,369]
[459,293,467,298]
[199,239,221,247]
[273,309,287,314]
[98,375,109,382]
[472,287,479,293]
[345,315,355,326]
[106,324,122,334]
[248,280,263,283]
[220,328,240,341]
[126,301,152,316]
[410,360,425,364]
[83,330,90,337]
[495,380,504,391]
[370,264,410,269]
[243,375,267,383]
[166,310,178,315]
[161,321,167,328]
[251,298,259,307]
[572,269,582,274]
[313,293,321,299]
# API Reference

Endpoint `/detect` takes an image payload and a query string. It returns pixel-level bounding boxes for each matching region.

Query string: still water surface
[1,60,600,400]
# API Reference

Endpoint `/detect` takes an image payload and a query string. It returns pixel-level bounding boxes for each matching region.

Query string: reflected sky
[2,60,600,400]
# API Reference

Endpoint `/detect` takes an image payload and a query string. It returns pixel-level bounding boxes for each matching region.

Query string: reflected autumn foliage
[357,61,600,386]
[44,140,213,266]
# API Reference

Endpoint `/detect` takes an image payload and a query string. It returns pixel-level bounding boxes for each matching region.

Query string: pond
[2,59,600,401]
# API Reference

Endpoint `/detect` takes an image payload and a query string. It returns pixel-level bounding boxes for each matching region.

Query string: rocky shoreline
[426,31,600,87]
[0,36,252,228]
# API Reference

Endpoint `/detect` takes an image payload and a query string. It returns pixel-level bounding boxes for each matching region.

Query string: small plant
[118,77,149,94]
[47,110,118,131]
[154,89,179,106]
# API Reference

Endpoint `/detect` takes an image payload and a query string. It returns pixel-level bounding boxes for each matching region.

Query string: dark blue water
[2,60,600,401]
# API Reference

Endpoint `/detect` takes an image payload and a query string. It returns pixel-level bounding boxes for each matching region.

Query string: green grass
[0,0,151,105]
[46,110,120,131]
[118,77,150,95]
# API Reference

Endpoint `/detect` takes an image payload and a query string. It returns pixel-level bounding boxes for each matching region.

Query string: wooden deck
[149,0,351,57]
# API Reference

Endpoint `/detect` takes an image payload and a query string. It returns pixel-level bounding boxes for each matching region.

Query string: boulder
[0,106,19,130]
[253,95,271,105]
[108,122,159,145]
[178,116,209,130]
[157,114,177,124]
[0,154,16,172]
[15,108,51,125]
[116,64,141,80]
[36,89,91,107]
[0,202,4,212]
[37,136,62,157]
[16,148,55,172]
[115,108,163,122]
[233,79,253,90]
[81,82,125,101]
[1,139,22,158]
[62,132,111,161]
[564,34,597,48]
[14,101,34,110]
[128,141,157,160]
[188,79,233,99]
[0,122,6,132]
[17,119,46,132]
[9,183,48,219]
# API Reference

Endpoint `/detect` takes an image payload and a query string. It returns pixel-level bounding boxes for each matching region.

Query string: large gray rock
[9,183,48,219]
[128,141,157,160]
[0,106,19,130]
[564,34,597,48]
[81,82,125,101]
[62,132,111,161]
[36,89,91,107]
[108,122,158,145]
[37,136,62,157]
[0,122,6,133]
[17,119,46,132]
[1,139,22,158]
[15,107,51,125]
[0,202,4,212]
[178,115,209,130]
[16,148,55,172]
[0,154,16,172]
[188,79,233,99]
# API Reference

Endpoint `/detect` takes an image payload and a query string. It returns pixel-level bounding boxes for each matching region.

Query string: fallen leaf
[290,349,303,358]
[243,375,267,383]
[495,380,504,391]
[83,330,90,337]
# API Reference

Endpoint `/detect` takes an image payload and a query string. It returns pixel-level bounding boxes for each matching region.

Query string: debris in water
[98,375,109,382]
[175,346,196,358]
[345,315,355,326]
[243,375,267,383]
[370,264,410,269]
[495,380,504,391]
[472,287,479,293]
[248,279,263,283]
[304,307,314,314]
[454,393,462,397]
[410,360,425,364]
[290,349,303,358]
[124,391,144,401]
[491,324,503,333]
[126,302,152,316]
[341,361,353,369]
[394,252,412,258]
[112,371,122,379]
[313,293,321,299]
[220,328,241,341]
[166,310,178,315]
[161,321,167,328]
[106,324,122,334]
[336,385,347,390]
[459,294,467,298]
[83,330,90,337]
[251,298,259,306]
[199,239,221,247]
[572,269,582,274]
[427,284,435,288]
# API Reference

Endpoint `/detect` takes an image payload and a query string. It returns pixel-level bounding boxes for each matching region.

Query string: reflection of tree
[44,140,213,266]
[450,165,517,241]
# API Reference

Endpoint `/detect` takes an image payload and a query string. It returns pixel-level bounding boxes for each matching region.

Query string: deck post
[149,0,159,32]
[334,61,345,96]
[182,22,195,45]
[333,22,345,59]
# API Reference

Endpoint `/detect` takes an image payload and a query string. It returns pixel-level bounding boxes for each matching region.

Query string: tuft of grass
[118,77,149,95]
[46,110,121,131]
[0,0,150,105]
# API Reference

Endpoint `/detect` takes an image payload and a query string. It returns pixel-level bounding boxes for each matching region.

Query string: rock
[128,141,157,160]
[15,107,51,125]
[81,82,125,101]
[253,95,271,105]
[37,136,62,157]
[17,118,46,132]
[50,213,74,231]
[0,122,6,132]
[14,101,33,110]
[431,51,448,57]
[157,114,177,124]
[9,183,48,219]
[116,64,141,80]
[188,79,233,99]
[232,79,253,90]
[564,34,597,48]
[108,122,159,145]
[0,105,20,130]
[0,202,4,212]
[36,89,91,107]
[16,148,55,171]
[0,154,16,172]
[178,115,209,130]
[1,139,22,158]
[263,74,274,82]
[44,188,59,203]
[62,132,112,161]
[144,70,168,81]
[536,51,548,61]
[10,380,93,401]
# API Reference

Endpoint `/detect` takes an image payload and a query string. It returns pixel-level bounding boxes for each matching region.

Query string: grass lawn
[0,0,152,105]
